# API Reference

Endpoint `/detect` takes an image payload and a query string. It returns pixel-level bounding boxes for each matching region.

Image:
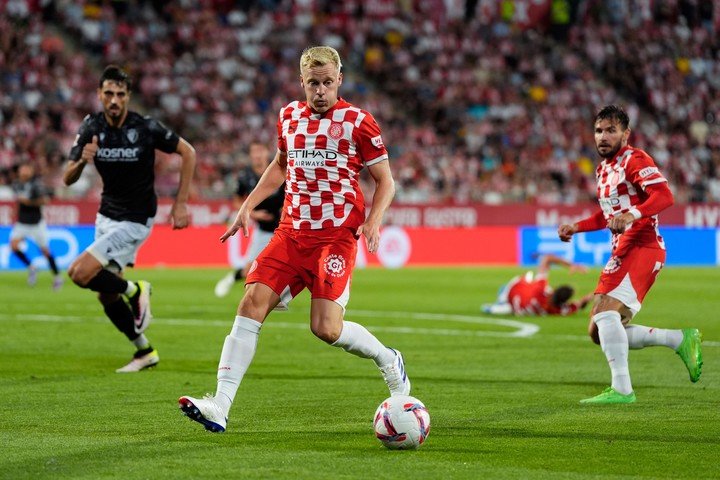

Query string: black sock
[134,346,154,357]
[47,255,59,275]
[234,269,244,281]
[85,269,129,294]
[103,298,138,341]
[13,250,32,267]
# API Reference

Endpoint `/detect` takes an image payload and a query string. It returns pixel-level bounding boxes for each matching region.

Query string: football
[373,395,430,450]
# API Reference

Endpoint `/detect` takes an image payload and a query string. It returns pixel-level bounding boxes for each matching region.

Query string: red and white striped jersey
[276,98,388,230]
[595,145,667,251]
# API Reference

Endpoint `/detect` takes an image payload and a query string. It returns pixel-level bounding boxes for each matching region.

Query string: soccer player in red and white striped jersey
[558,105,702,404]
[179,46,409,433]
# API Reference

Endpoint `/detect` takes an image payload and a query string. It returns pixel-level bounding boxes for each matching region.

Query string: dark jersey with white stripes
[68,111,180,224]
[235,166,285,232]
[12,177,45,224]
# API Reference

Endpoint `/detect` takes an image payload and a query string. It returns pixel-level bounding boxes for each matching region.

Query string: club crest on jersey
[323,254,347,277]
[603,256,622,274]
[328,122,344,140]
[126,128,138,144]
[99,133,106,142]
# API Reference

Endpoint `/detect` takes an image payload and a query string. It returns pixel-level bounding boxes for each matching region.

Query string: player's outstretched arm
[558,209,606,242]
[357,160,395,254]
[220,150,287,242]
[169,138,197,230]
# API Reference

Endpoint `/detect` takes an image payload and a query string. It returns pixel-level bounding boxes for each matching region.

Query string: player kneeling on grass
[63,66,196,373]
[482,254,593,316]
[179,46,410,433]
[558,105,702,404]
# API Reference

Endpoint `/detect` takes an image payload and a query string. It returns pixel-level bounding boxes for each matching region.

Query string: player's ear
[623,127,631,143]
[338,72,343,86]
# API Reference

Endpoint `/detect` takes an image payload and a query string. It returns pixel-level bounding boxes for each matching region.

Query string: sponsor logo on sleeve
[371,135,384,148]
[638,166,659,178]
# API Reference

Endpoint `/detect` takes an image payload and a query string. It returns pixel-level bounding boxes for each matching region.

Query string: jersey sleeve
[353,112,388,166]
[146,116,180,153]
[626,151,667,190]
[68,115,95,161]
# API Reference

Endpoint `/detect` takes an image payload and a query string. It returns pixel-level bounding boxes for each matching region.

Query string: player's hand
[170,201,190,230]
[607,212,635,234]
[81,135,99,163]
[357,220,381,254]
[221,206,250,242]
[558,224,577,242]
[579,293,594,309]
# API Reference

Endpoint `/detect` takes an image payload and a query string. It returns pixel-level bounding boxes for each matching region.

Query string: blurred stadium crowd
[1,0,719,204]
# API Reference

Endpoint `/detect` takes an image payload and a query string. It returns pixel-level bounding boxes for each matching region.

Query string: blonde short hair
[299,46,342,73]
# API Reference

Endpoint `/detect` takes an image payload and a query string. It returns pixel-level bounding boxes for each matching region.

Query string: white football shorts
[87,213,152,269]
[10,221,49,248]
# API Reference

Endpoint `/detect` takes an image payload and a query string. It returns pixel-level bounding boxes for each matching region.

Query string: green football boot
[580,387,636,405]
[676,328,703,383]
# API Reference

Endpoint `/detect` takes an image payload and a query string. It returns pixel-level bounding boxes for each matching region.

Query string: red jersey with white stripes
[595,145,667,252]
[276,97,388,230]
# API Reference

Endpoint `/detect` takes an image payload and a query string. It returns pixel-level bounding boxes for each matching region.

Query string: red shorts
[245,227,357,309]
[595,245,666,316]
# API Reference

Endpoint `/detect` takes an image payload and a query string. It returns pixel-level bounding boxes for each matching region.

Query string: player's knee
[67,265,92,287]
[311,322,341,344]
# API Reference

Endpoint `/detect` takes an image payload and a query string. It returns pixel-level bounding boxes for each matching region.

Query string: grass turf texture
[1,266,718,479]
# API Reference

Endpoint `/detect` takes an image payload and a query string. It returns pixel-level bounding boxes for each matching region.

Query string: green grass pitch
[1,266,718,479]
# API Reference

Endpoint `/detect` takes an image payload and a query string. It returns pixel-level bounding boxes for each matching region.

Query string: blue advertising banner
[0,226,95,271]
[520,226,719,267]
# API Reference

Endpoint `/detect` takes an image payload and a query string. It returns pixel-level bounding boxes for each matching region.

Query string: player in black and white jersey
[63,65,196,373]
[214,141,285,298]
[10,163,63,290]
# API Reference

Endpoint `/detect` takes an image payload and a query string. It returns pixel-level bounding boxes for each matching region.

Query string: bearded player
[558,105,702,404]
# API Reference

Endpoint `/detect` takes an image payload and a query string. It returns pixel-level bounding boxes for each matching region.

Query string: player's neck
[103,111,128,128]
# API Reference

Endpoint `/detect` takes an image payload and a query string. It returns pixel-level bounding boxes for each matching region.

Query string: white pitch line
[1,312,718,346]
[0,311,537,338]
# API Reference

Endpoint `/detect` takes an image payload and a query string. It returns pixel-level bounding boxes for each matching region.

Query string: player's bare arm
[221,150,287,242]
[169,137,196,230]
[63,135,98,186]
[358,160,395,254]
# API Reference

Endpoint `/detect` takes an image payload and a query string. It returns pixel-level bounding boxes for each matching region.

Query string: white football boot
[116,349,159,373]
[179,395,227,433]
[379,348,411,396]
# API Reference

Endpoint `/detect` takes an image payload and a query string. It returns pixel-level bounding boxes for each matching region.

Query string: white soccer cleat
[115,349,159,373]
[214,272,236,298]
[380,348,411,396]
[128,280,152,334]
[179,395,227,433]
[52,275,64,291]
